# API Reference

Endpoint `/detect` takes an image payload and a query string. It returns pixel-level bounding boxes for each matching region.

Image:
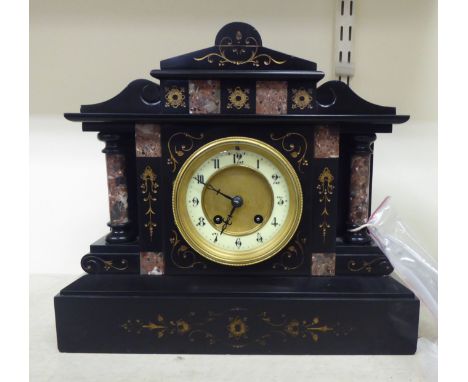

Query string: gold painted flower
[285,320,301,337]
[227,317,248,338]
[292,88,313,110]
[165,87,186,109]
[227,87,250,110]
[175,319,191,334]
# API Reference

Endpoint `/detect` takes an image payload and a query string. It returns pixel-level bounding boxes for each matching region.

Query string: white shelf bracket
[334,0,356,85]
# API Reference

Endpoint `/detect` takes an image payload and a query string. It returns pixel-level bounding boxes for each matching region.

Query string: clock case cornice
[64,21,409,130]
[64,79,408,131]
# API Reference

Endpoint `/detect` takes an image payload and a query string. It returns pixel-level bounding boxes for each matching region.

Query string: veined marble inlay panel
[348,154,371,226]
[189,80,220,114]
[256,81,287,115]
[140,252,165,275]
[106,154,129,225]
[311,253,336,276]
[314,126,339,158]
[135,124,161,157]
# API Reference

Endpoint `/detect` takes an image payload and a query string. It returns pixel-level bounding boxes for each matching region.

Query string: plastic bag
[350,196,438,320]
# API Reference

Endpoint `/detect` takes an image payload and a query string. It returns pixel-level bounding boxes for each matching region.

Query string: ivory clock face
[172,137,303,266]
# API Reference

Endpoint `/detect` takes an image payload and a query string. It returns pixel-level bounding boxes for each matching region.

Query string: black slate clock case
[56,22,419,354]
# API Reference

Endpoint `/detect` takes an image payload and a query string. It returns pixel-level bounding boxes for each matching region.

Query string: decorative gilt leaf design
[140,166,159,240]
[122,308,345,348]
[270,132,309,173]
[317,167,334,242]
[194,34,286,67]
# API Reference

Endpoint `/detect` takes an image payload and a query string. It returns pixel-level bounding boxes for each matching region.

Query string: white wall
[30,0,437,274]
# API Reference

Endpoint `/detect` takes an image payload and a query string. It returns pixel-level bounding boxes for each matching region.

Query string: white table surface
[30,274,437,382]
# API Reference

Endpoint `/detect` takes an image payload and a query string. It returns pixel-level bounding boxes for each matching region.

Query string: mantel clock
[55,22,419,355]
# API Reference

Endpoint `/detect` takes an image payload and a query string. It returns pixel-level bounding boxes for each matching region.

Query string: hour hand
[220,206,237,235]
[193,177,233,201]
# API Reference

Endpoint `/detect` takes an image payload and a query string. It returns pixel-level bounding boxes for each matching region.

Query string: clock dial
[172,137,303,266]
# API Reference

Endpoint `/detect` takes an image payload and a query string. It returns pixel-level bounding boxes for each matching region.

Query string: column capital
[350,133,377,154]
[98,132,131,154]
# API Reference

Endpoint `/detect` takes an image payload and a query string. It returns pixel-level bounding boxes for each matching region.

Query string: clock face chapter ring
[172,136,303,266]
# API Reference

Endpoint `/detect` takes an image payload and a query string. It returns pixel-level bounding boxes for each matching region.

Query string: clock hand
[220,205,237,235]
[219,195,244,235]
[193,177,234,201]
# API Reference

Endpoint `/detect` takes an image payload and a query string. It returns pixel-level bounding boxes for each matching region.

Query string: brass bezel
[172,136,303,266]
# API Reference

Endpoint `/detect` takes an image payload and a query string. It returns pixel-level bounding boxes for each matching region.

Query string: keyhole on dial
[213,215,223,224]
[254,215,263,224]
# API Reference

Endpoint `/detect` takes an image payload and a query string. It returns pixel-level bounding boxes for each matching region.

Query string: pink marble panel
[256,81,287,115]
[140,252,165,275]
[135,124,161,157]
[311,253,336,276]
[189,80,220,114]
[106,154,129,225]
[314,126,339,158]
[348,154,371,226]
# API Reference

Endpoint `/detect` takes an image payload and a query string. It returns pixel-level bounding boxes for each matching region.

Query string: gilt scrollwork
[347,256,392,274]
[272,234,306,271]
[167,132,204,172]
[169,230,207,269]
[270,132,309,173]
[81,255,129,274]
[140,166,159,241]
[194,30,286,67]
[259,313,335,342]
[122,308,343,348]
[317,167,334,242]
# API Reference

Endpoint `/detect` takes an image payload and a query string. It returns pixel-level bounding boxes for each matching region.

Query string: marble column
[345,134,376,244]
[98,132,136,243]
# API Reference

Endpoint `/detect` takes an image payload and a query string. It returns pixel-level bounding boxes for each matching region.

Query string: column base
[106,222,137,244]
[345,224,372,244]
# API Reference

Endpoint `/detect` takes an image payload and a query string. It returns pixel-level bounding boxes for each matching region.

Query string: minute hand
[194,178,233,201]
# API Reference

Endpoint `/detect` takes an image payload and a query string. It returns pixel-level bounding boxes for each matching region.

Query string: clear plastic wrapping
[351,196,438,320]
